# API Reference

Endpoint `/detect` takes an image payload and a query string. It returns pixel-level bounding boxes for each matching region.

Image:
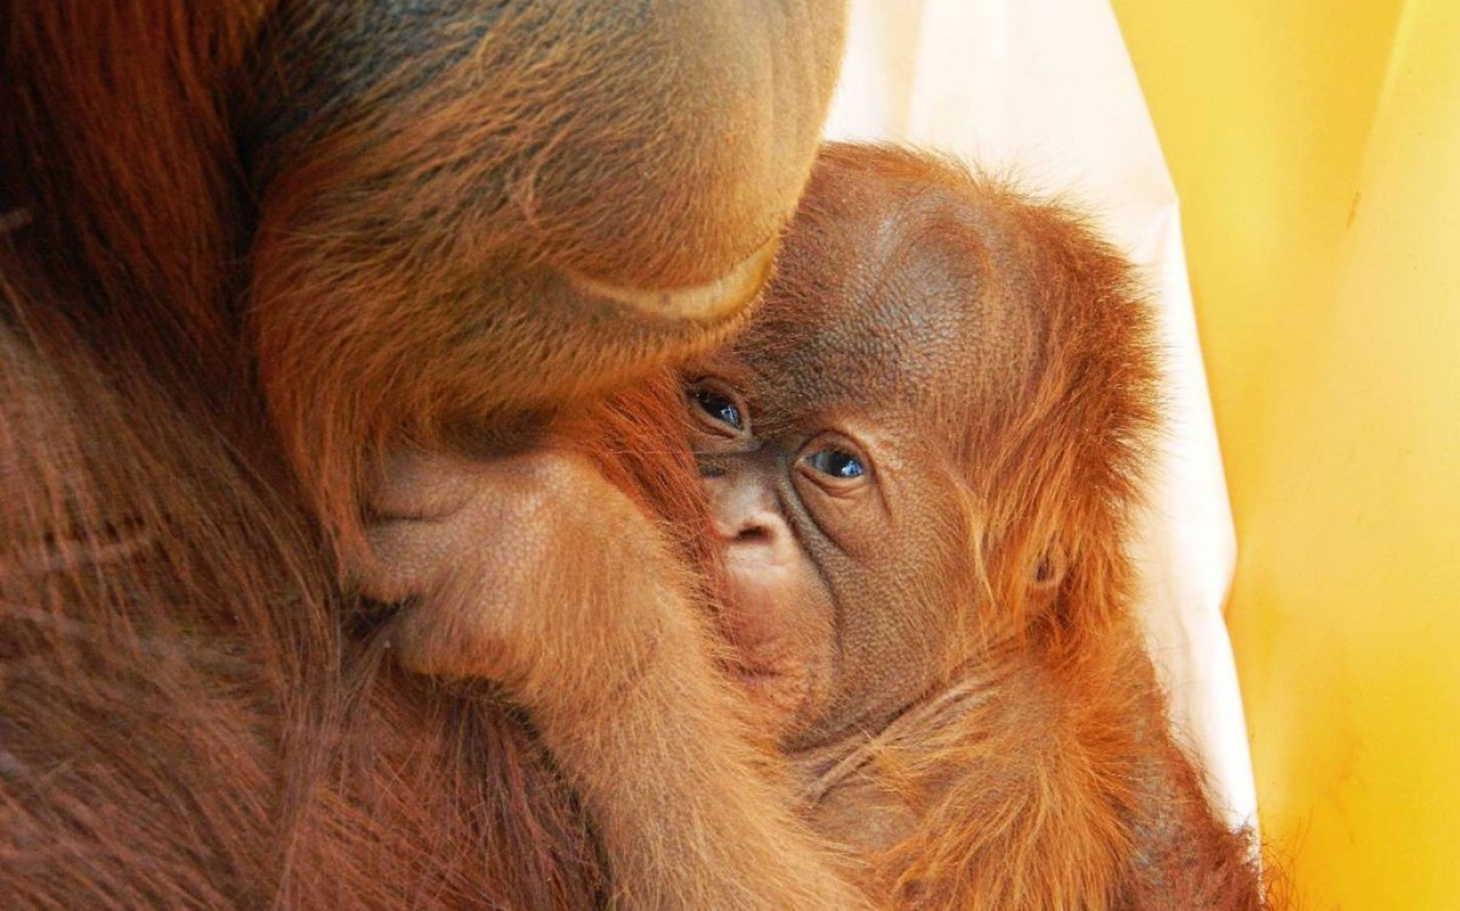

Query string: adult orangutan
[679,144,1272,909]
[0,2,856,908]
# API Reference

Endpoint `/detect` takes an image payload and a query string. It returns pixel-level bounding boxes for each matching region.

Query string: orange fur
[358,426,868,910]
[0,3,847,907]
[694,144,1278,909]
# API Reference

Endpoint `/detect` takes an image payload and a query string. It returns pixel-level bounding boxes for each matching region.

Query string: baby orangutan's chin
[723,643,815,739]
[717,566,834,741]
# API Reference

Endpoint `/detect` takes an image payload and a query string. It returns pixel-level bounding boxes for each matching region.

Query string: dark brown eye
[691,387,744,431]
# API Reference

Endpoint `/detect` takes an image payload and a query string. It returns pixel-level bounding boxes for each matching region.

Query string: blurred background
[1113,3,1460,908]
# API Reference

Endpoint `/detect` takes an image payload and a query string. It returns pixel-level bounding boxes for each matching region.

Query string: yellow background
[1110,1,1460,908]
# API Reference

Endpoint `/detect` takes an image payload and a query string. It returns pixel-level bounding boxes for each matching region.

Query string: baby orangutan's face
[684,325,985,754]
[682,143,1060,755]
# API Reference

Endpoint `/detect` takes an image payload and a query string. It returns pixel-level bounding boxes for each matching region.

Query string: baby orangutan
[683,143,1269,909]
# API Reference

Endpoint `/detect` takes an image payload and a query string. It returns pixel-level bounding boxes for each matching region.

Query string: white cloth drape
[824,0,1258,829]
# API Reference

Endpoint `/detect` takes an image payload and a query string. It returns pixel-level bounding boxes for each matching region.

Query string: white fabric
[823,0,1257,829]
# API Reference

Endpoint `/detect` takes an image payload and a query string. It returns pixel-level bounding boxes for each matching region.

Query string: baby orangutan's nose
[704,471,796,559]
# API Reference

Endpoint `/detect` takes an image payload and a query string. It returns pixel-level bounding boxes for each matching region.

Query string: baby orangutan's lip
[725,658,774,681]
[737,670,782,692]
[720,657,784,692]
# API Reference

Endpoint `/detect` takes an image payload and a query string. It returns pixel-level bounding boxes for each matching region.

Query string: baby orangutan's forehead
[738,213,1040,428]
[738,296,969,416]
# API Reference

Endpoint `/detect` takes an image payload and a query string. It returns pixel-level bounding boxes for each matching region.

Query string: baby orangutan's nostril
[735,523,773,544]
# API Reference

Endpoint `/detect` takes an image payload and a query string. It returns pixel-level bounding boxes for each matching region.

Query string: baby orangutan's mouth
[731,663,783,692]
[717,648,816,739]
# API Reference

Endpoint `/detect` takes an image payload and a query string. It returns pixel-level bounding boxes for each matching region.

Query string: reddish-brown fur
[686,144,1276,909]
[0,2,848,907]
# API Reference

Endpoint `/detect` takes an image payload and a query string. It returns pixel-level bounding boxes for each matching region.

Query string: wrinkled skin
[683,144,1274,909]
[0,3,848,908]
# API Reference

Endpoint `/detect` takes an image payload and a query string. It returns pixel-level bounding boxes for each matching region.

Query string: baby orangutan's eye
[803,447,867,481]
[691,386,745,432]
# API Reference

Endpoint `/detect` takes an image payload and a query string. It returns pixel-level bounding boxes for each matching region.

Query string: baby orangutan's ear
[1027,542,1068,619]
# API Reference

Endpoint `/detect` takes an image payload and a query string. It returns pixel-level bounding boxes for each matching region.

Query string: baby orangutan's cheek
[721,556,836,738]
